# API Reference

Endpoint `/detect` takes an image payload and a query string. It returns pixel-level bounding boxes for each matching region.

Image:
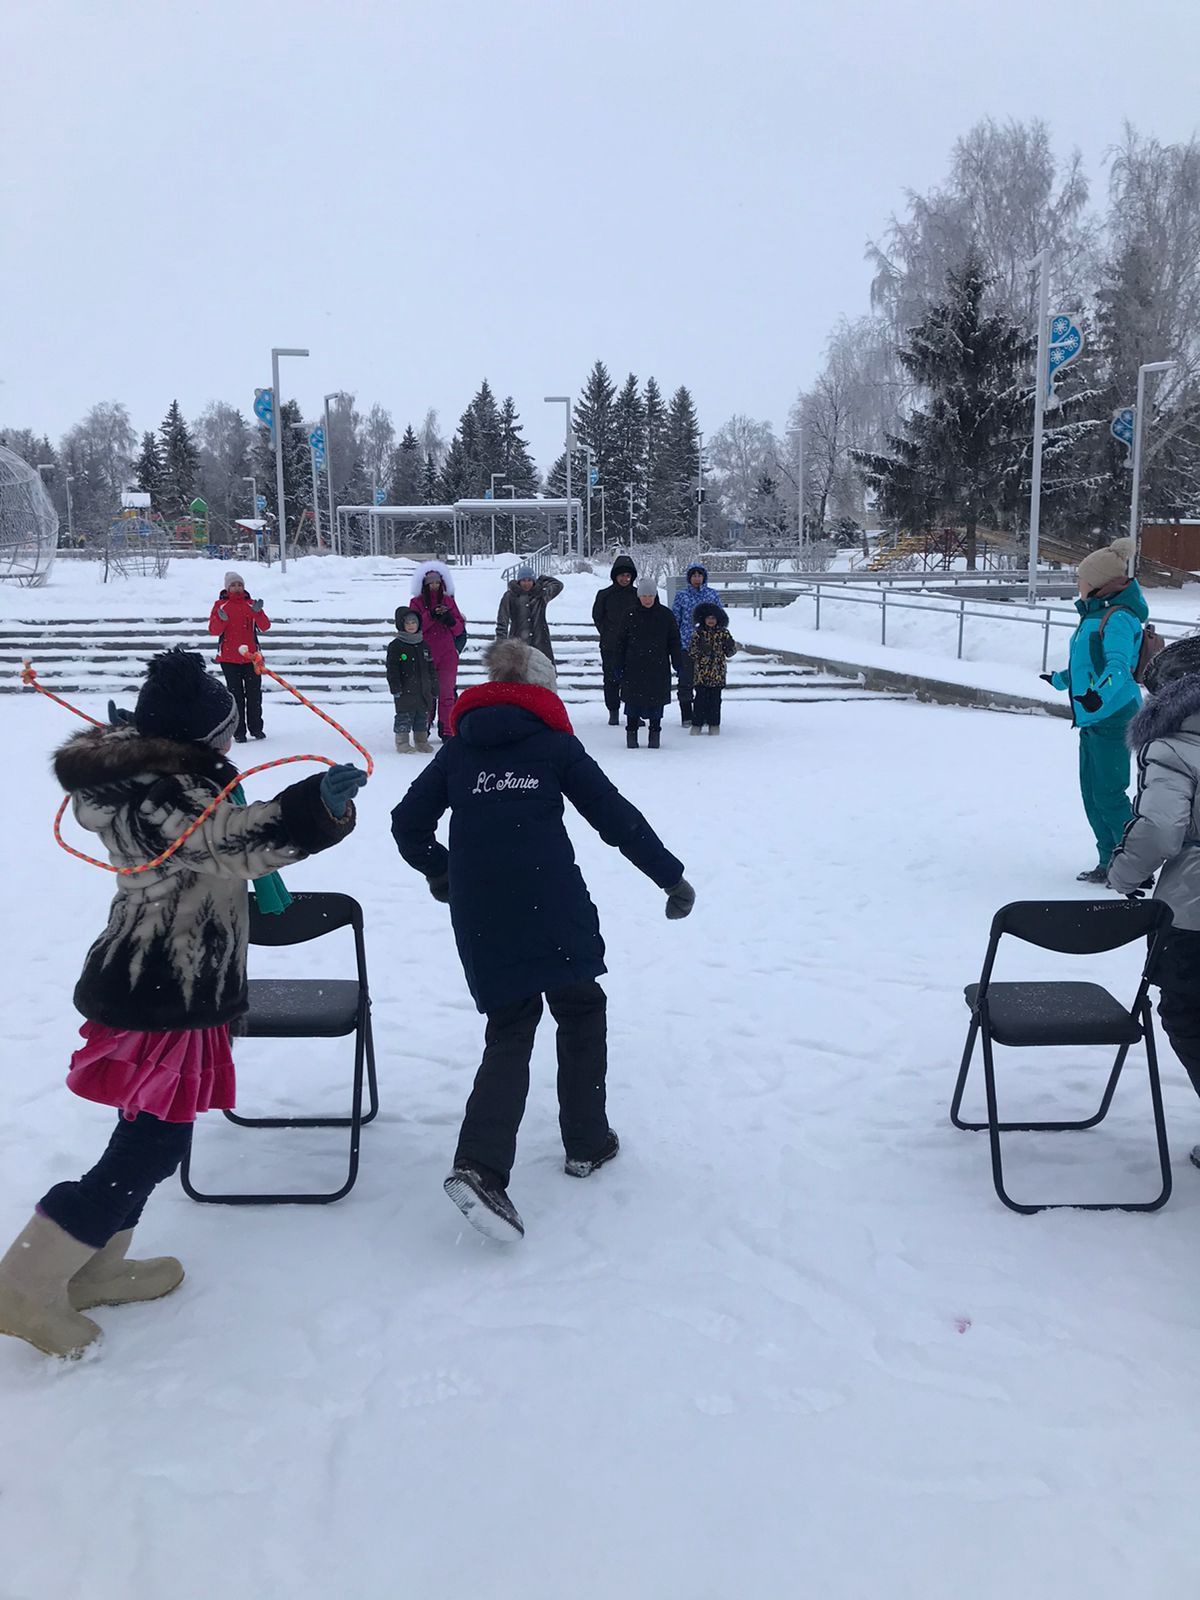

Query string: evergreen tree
[498,396,538,495]
[610,373,647,545]
[643,378,667,537]
[253,398,311,545]
[157,399,200,519]
[134,431,163,503]
[573,361,618,536]
[748,471,789,546]
[657,386,701,541]
[854,254,1033,568]
[388,424,425,505]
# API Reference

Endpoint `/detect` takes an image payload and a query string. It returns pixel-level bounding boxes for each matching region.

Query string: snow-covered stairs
[0,616,895,705]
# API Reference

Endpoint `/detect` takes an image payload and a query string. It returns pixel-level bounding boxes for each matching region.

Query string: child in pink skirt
[0,648,366,1358]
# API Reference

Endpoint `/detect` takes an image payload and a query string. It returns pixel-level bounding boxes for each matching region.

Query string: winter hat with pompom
[636,577,658,598]
[135,647,238,748]
[224,570,245,589]
[1076,538,1136,595]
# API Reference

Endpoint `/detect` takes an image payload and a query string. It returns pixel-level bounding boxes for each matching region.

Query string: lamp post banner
[1111,405,1135,461]
[253,388,275,431]
[1046,313,1084,404]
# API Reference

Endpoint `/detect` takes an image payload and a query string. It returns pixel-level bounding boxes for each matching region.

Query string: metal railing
[502,545,555,582]
[691,570,1196,669]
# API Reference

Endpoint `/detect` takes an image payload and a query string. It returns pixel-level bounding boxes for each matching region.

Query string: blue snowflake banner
[1110,405,1135,460]
[1046,313,1084,404]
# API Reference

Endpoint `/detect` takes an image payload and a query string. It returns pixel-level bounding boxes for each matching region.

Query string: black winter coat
[617,600,683,710]
[386,621,439,714]
[390,682,684,1012]
[496,576,563,662]
[54,727,354,1031]
[592,556,640,655]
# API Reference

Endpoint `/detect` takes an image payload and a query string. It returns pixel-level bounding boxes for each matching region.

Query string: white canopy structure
[334,496,582,560]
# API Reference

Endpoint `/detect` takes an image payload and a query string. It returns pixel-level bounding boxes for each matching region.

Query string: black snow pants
[455,981,609,1186]
[600,649,622,717]
[692,685,724,727]
[676,653,695,723]
[39,1113,194,1249]
[221,662,264,739]
[1153,928,1200,1102]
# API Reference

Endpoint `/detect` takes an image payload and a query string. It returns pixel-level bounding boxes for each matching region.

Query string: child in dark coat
[0,649,365,1358]
[390,638,695,1242]
[689,601,738,735]
[386,606,439,754]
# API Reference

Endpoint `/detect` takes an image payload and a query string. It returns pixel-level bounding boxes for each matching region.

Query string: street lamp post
[626,482,635,548]
[1026,250,1051,604]
[323,392,339,556]
[788,423,806,551]
[598,484,606,545]
[489,471,505,558]
[545,396,573,556]
[581,444,595,559]
[65,475,75,542]
[696,431,704,555]
[1128,360,1177,577]
[503,484,517,551]
[271,345,309,573]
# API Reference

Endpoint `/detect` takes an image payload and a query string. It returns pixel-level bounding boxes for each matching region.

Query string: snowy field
[2,559,1200,1598]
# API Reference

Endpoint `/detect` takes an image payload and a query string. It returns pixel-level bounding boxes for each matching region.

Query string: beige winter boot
[414,731,433,754]
[0,1214,103,1358]
[69,1230,185,1311]
[394,730,412,753]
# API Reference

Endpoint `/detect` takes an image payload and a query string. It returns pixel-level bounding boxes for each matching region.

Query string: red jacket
[208,592,271,665]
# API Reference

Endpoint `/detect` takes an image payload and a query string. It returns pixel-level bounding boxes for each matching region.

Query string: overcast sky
[2,0,1196,470]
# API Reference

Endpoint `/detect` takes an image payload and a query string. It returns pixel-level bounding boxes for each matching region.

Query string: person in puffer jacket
[0,648,365,1360]
[1042,537,1147,882]
[671,563,721,724]
[207,571,271,742]
[688,601,738,734]
[1108,635,1200,1164]
[592,554,639,724]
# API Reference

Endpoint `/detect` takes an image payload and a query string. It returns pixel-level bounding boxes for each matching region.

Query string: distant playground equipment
[0,445,59,587]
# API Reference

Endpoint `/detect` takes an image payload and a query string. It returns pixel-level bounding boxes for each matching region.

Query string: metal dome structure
[0,446,58,586]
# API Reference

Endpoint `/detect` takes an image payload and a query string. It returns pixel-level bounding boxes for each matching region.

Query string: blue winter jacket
[1049,579,1147,728]
[389,683,684,1013]
[672,565,722,650]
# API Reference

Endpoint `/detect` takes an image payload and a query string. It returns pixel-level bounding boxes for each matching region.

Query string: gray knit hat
[1076,538,1135,595]
[636,577,658,598]
[516,564,536,581]
[484,638,557,690]
[224,570,245,589]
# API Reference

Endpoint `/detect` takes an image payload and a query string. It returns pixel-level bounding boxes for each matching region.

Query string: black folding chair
[181,891,379,1206]
[950,899,1173,1214]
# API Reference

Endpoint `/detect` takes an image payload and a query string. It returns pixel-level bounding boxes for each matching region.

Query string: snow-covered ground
[2,559,1200,1598]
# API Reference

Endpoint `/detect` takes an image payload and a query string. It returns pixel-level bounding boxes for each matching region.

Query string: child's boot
[690,722,704,736]
[394,729,412,754]
[414,730,433,754]
[69,1229,184,1311]
[626,720,640,749]
[708,724,720,736]
[0,1214,102,1358]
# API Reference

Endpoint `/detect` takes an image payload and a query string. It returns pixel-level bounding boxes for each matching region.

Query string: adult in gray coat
[1108,636,1200,1164]
[496,566,564,664]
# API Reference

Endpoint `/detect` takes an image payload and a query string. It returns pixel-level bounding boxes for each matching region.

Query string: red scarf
[450,681,574,736]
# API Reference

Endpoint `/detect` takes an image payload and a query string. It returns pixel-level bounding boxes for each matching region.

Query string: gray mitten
[665,879,696,920]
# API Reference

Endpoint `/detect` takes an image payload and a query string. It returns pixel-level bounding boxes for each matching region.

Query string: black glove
[665,878,695,920]
[1073,688,1103,714]
[319,763,368,819]
[1038,673,1055,685]
[107,700,135,727]
[427,873,450,904]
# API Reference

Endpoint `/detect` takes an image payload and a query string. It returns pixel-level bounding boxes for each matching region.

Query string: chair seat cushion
[244,978,361,1038]
[964,981,1143,1047]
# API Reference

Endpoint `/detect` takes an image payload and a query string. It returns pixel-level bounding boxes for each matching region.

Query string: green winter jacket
[1049,580,1147,728]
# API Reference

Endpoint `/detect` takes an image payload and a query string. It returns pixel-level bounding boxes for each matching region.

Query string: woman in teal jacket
[1043,537,1145,882]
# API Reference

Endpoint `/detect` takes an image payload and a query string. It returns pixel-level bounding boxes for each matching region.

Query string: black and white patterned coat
[54,728,355,1031]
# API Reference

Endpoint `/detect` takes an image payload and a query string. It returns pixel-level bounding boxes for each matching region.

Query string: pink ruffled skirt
[67,1022,236,1123]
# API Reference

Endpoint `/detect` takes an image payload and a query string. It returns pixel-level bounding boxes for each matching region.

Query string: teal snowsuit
[1049,580,1147,867]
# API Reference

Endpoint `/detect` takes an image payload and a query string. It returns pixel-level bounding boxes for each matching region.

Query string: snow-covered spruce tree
[854,254,1033,569]
[610,373,647,546]
[388,425,424,505]
[134,431,163,504]
[643,377,667,538]
[573,361,618,528]
[655,386,701,542]
[157,400,200,520]
[253,398,311,545]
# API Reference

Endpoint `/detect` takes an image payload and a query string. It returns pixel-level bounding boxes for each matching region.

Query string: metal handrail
[502,544,555,583]
[695,571,1194,670]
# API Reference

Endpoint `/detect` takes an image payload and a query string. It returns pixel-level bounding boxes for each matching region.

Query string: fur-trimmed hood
[54,726,238,795]
[692,601,729,630]
[411,560,455,599]
[1128,674,1200,750]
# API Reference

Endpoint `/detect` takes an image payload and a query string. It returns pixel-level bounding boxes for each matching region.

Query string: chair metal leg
[974,1011,1173,1215]
[952,1017,1132,1133]
[182,1015,370,1206]
[223,1008,378,1130]
[949,1016,979,1129]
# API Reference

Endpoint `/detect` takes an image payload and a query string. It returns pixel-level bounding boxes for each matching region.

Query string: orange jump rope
[22,648,374,877]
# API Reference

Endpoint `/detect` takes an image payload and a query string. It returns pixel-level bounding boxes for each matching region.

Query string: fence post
[957,598,965,659]
[881,588,887,646]
[815,584,821,632]
[1042,608,1051,672]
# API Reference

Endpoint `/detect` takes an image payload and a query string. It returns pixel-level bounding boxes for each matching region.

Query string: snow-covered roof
[234,519,271,532]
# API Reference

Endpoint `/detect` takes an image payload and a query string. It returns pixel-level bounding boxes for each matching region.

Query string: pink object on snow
[66,1021,236,1124]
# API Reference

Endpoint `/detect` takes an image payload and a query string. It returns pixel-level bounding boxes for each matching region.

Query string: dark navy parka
[390,683,684,1012]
